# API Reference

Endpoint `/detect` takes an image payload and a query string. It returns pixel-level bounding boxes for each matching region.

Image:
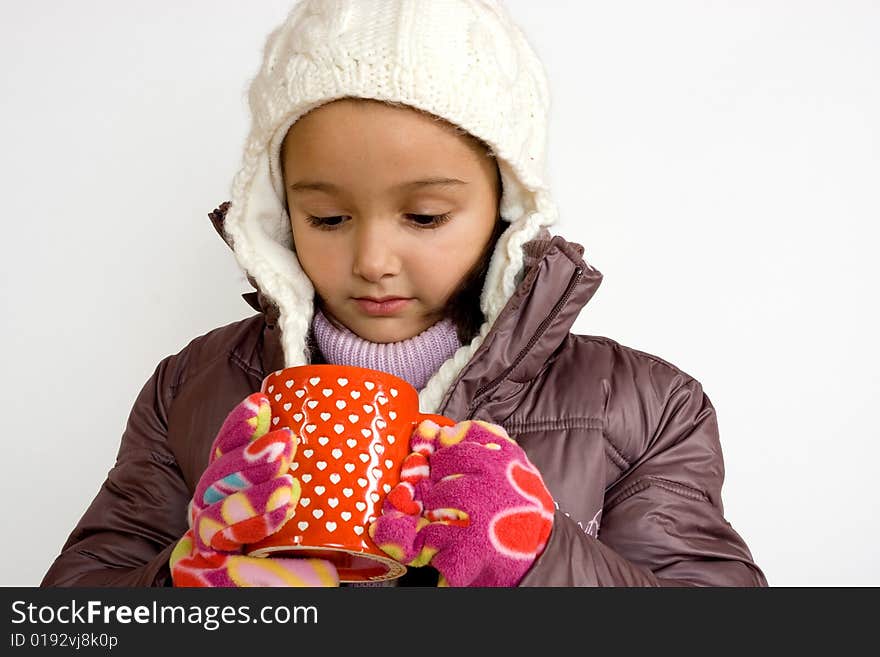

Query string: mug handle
[417,413,457,428]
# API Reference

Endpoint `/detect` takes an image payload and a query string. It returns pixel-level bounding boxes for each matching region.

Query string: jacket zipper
[467,265,585,415]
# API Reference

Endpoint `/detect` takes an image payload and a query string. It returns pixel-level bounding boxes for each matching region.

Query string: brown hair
[441,207,507,344]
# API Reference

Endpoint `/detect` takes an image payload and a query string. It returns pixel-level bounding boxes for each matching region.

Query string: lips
[353,297,412,316]
[355,296,409,303]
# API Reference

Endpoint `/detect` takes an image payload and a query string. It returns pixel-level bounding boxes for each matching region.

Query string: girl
[42,0,766,587]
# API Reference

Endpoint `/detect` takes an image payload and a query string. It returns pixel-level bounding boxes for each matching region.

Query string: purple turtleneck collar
[311,307,462,392]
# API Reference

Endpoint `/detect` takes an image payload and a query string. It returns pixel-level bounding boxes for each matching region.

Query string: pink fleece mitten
[369,419,555,587]
[169,392,338,587]
[169,528,338,587]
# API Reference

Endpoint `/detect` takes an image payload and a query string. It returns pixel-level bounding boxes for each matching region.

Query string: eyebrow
[288,177,468,194]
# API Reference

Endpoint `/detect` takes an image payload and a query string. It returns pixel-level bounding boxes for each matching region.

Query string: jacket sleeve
[41,354,190,587]
[519,376,767,587]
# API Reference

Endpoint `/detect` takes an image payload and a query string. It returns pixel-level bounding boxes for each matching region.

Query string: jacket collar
[437,233,602,418]
[209,202,603,417]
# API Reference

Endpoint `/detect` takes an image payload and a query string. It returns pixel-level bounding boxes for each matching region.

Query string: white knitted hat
[222,0,558,413]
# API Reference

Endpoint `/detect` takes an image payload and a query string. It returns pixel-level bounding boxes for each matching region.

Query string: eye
[304,215,346,230]
[304,214,453,230]
[406,213,452,229]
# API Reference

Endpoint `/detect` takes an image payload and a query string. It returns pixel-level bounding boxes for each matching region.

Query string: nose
[351,220,401,282]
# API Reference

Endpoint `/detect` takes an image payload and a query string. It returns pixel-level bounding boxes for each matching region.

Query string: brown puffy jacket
[42,204,767,587]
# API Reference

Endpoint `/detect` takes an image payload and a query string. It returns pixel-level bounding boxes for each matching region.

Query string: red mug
[245,364,455,583]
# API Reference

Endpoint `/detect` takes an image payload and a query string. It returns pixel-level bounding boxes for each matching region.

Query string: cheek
[444,228,488,270]
[406,251,470,300]
[293,236,344,292]
[304,261,344,295]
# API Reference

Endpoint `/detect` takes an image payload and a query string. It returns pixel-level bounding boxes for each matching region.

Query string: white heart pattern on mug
[262,367,425,570]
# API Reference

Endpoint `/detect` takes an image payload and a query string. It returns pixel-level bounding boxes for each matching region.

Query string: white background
[1,1,877,586]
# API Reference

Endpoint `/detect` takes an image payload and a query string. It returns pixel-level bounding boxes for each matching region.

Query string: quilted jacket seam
[504,417,603,432]
[228,349,263,381]
[168,347,257,399]
[602,431,630,471]
[580,335,697,378]
[605,474,711,512]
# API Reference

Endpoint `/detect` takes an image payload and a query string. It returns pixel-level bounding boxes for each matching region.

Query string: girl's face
[281,98,500,344]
